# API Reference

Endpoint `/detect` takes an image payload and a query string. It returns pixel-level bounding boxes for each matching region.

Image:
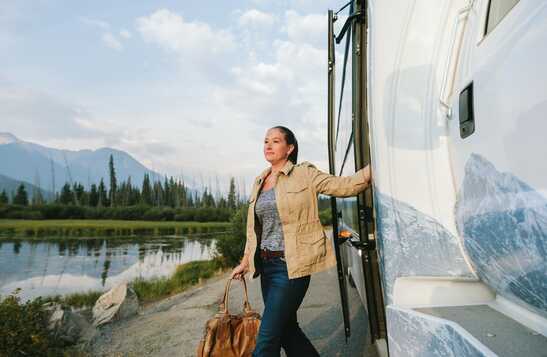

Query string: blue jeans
[252,256,320,357]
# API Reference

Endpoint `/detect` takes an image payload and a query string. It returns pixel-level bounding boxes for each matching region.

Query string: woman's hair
[271,126,298,164]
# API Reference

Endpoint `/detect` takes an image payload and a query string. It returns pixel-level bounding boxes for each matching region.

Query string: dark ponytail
[272,126,298,164]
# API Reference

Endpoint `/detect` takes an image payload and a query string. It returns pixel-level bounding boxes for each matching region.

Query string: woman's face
[263,128,293,164]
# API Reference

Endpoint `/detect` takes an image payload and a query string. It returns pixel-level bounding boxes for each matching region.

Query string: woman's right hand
[230,260,249,280]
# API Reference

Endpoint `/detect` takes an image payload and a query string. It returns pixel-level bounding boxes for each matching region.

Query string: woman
[231,126,371,357]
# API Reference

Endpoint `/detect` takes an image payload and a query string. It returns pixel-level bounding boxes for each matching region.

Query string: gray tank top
[255,188,285,251]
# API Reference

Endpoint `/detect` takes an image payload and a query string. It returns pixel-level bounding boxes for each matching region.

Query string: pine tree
[125,176,133,206]
[118,181,127,206]
[218,196,227,209]
[201,188,216,207]
[98,178,108,207]
[73,182,85,206]
[13,184,29,206]
[108,154,117,207]
[179,180,187,207]
[187,190,194,207]
[141,173,153,206]
[153,180,163,207]
[227,177,237,210]
[163,176,171,207]
[59,183,74,204]
[89,184,99,207]
[169,177,177,207]
[0,189,9,205]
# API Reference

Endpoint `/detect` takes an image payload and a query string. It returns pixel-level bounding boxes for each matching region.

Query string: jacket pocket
[286,182,309,216]
[296,230,327,266]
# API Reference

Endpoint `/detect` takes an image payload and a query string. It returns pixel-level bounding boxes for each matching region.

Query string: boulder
[92,283,139,326]
[44,302,90,344]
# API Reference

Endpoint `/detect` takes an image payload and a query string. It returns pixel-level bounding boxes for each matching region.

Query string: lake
[0,235,218,300]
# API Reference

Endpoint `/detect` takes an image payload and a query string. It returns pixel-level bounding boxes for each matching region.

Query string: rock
[92,283,139,326]
[44,302,90,344]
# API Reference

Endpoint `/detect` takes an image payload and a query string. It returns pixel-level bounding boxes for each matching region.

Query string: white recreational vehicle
[327,0,547,355]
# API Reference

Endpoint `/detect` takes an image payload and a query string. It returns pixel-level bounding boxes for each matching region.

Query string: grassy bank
[41,259,227,309]
[132,259,226,303]
[0,219,231,239]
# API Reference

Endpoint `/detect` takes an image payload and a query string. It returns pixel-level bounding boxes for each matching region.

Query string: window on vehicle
[485,0,520,35]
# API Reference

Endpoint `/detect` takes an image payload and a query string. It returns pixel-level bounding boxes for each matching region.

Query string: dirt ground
[83,261,376,357]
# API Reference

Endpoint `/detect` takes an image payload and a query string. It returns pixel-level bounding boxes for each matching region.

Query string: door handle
[459,82,475,138]
[338,230,370,250]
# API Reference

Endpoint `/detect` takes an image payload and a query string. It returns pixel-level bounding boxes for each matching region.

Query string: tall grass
[132,259,225,303]
[43,291,103,310]
[0,219,231,239]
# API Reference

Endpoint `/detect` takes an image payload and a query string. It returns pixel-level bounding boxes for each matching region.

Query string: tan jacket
[243,160,370,279]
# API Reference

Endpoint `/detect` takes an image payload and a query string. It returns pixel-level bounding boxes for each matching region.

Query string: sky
[0,0,349,191]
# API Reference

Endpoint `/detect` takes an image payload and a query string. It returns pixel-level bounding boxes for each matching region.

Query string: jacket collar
[256,160,295,184]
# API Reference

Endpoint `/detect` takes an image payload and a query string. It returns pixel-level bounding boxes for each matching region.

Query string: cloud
[79,16,110,30]
[136,9,235,60]
[238,9,276,27]
[285,10,326,48]
[80,17,130,51]
[0,81,104,140]
[102,32,123,51]
[119,29,132,39]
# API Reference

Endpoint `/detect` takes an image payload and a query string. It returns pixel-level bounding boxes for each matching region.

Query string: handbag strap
[219,277,252,314]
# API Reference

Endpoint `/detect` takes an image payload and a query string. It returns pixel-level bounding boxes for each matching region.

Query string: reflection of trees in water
[85,239,102,257]
[138,241,146,262]
[6,235,218,285]
[13,241,22,255]
[58,241,66,256]
[27,241,38,269]
[67,239,79,256]
[95,240,104,257]
[101,259,111,286]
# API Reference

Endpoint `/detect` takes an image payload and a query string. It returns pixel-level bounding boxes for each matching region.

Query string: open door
[327,7,352,341]
[327,0,387,344]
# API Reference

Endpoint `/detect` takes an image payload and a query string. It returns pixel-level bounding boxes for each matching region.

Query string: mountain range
[0,173,54,201]
[0,132,161,194]
[455,153,547,318]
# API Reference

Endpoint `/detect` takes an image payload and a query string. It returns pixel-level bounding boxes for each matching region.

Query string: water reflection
[0,235,218,300]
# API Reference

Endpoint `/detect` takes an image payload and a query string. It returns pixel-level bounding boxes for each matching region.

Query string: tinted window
[485,0,520,35]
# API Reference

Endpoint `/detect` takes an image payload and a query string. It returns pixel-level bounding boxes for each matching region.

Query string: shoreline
[0,219,231,239]
[25,259,231,310]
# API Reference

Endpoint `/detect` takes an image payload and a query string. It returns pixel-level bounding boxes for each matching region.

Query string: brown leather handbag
[196,277,261,357]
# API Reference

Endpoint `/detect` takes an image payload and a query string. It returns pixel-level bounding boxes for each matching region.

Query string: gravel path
[85,255,376,356]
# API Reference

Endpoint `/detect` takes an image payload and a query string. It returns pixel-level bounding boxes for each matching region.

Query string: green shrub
[319,208,333,226]
[0,290,65,357]
[214,204,247,267]
[142,207,175,221]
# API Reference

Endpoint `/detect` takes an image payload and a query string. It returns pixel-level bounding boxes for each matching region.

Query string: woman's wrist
[240,254,250,267]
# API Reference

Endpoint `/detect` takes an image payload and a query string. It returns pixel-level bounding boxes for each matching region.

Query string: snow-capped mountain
[455,153,547,317]
[374,191,473,304]
[0,132,18,145]
[0,132,161,191]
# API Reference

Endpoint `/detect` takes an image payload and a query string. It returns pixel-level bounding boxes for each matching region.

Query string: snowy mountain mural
[456,154,547,318]
[374,192,474,305]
